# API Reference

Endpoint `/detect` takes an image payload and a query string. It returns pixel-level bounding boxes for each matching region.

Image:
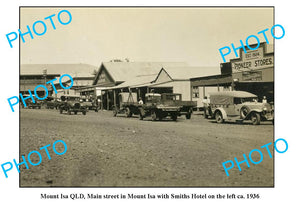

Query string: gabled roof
[155,66,220,81]
[108,74,157,89]
[94,62,187,85]
[21,64,97,77]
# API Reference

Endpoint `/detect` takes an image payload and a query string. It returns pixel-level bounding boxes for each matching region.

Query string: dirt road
[20,109,274,187]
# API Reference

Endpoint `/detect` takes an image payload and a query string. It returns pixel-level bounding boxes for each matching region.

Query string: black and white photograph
[19,7,274,187]
[2,0,300,212]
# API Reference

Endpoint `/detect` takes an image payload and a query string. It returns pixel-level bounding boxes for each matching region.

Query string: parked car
[81,98,99,112]
[20,95,42,109]
[58,95,87,115]
[45,97,60,109]
[112,92,140,117]
[205,91,273,125]
[138,93,196,121]
[28,99,42,109]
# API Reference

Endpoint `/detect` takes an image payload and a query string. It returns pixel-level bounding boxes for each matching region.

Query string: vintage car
[206,91,273,125]
[21,95,42,109]
[58,95,87,115]
[81,98,99,112]
[45,97,60,109]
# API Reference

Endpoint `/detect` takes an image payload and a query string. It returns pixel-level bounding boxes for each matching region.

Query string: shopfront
[230,42,274,103]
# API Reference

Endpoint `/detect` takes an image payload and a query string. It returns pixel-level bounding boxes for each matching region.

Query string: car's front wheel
[251,112,261,125]
[215,111,224,124]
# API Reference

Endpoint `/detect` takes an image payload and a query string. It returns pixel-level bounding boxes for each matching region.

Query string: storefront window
[192,86,199,98]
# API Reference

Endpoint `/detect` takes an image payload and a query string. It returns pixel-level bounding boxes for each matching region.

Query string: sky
[20,7,273,68]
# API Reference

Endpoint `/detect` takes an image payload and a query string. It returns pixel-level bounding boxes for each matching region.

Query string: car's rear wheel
[68,108,71,115]
[59,108,63,114]
[125,107,132,117]
[82,111,86,115]
[251,112,261,125]
[215,111,224,124]
[74,111,77,115]
[151,110,157,121]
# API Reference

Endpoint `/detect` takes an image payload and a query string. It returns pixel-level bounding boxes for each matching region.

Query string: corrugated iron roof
[108,74,157,89]
[160,66,219,80]
[100,62,187,83]
[21,64,97,77]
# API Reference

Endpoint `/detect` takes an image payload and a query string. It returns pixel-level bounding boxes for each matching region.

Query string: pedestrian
[138,97,144,105]
[262,96,267,103]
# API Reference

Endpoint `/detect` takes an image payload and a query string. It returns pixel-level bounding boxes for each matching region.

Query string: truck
[112,92,140,117]
[138,93,196,121]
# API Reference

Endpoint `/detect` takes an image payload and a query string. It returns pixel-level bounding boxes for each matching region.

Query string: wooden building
[20,64,97,97]
[91,62,187,110]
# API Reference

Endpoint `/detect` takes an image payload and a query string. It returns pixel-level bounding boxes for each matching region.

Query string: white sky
[20,7,273,67]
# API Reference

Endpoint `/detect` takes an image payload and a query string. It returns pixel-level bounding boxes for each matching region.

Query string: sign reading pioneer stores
[231,46,274,73]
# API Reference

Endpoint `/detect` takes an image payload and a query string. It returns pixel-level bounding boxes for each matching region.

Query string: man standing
[138,97,144,105]
[262,96,267,103]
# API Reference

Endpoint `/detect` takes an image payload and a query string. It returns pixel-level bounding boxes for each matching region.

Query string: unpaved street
[20,109,274,187]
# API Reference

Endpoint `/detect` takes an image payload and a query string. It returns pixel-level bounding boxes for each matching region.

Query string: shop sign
[242,71,262,81]
[231,47,273,73]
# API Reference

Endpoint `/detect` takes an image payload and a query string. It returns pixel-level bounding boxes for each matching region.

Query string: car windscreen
[234,97,258,104]
[165,94,181,101]
[147,96,161,102]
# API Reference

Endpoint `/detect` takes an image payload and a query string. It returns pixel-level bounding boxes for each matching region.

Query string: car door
[226,97,239,117]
